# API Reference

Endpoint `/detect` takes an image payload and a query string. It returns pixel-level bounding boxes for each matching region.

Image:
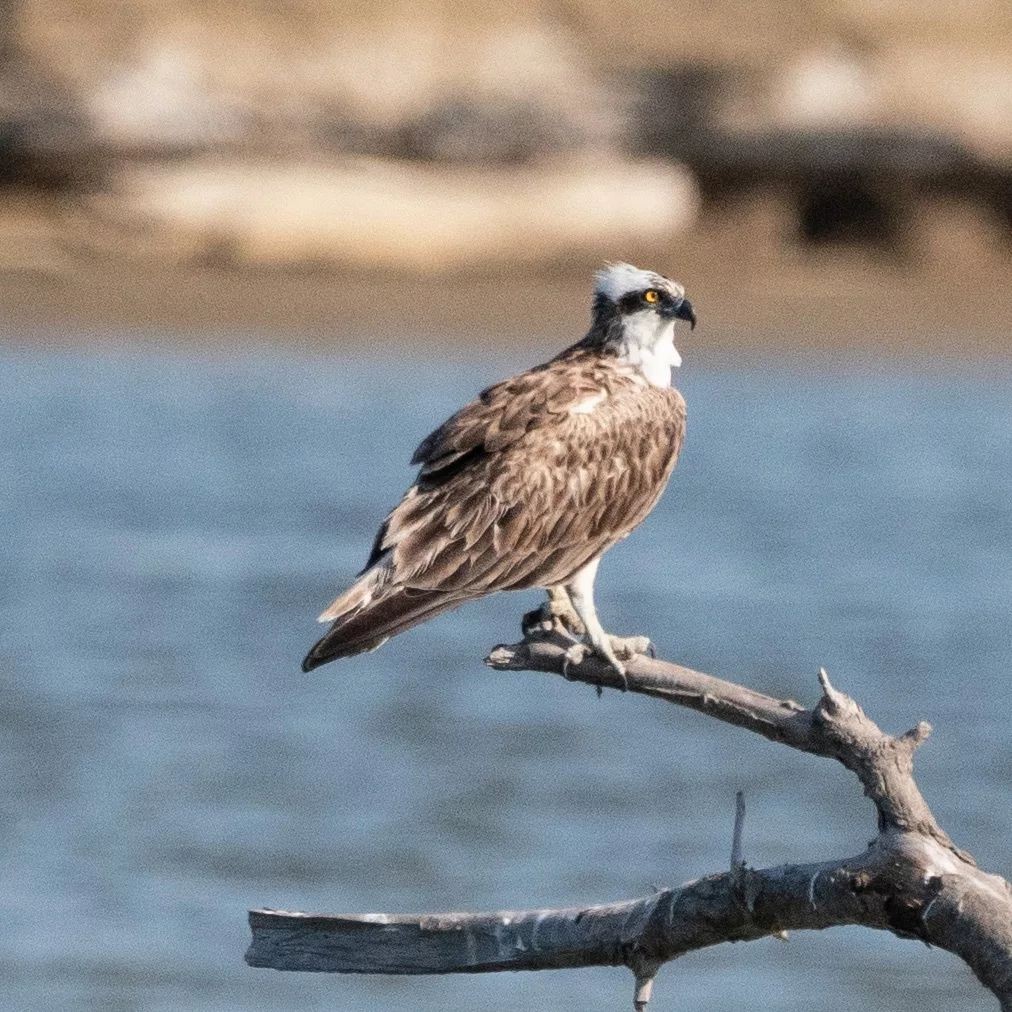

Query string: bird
[302,262,695,678]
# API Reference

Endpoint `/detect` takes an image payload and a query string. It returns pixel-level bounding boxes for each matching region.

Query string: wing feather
[411,363,605,476]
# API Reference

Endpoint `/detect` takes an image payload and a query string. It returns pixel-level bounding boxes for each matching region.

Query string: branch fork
[247,623,1012,1009]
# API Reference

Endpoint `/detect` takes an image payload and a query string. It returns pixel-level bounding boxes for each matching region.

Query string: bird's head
[586,263,695,382]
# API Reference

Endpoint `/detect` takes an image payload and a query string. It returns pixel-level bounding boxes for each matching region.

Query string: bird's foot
[561,645,622,696]
[561,642,591,679]
[548,591,587,639]
[583,635,628,690]
[522,593,586,643]
[608,634,655,661]
[593,635,654,691]
[560,635,652,691]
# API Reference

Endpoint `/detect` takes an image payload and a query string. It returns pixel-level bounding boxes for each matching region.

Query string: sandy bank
[3,250,1008,363]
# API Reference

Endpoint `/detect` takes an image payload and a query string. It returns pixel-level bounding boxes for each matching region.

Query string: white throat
[616,311,681,387]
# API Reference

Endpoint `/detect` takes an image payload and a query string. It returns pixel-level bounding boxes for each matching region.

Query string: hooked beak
[660,295,696,329]
[674,297,696,330]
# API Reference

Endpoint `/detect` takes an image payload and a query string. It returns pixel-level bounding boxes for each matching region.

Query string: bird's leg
[564,560,653,689]
[550,586,654,660]
[521,586,585,642]
[546,585,586,639]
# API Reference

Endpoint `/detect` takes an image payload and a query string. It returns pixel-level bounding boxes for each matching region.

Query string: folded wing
[303,355,685,670]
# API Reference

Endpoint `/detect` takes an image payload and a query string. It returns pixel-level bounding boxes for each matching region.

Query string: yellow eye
[643,289,660,304]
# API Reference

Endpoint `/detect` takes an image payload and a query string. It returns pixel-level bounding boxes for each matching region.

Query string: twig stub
[730,791,746,876]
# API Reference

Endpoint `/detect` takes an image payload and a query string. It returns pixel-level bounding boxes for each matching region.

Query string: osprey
[303,263,695,677]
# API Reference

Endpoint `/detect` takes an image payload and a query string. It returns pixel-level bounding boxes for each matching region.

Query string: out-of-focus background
[1,0,1010,347]
[2,4,1010,1011]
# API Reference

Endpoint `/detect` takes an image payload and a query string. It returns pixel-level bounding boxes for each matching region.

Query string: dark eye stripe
[616,290,665,313]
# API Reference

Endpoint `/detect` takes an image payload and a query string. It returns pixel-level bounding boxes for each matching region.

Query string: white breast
[617,312,681,388]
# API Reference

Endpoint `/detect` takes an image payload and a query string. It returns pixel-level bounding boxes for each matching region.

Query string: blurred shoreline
[1,1,1009,357]
[3,248,1009,361]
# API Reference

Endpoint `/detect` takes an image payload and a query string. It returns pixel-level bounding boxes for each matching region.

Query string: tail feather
[302,581,464,671]
[316,570,382,624]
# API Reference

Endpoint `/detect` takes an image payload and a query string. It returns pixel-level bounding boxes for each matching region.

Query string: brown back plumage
[302,348,686,671]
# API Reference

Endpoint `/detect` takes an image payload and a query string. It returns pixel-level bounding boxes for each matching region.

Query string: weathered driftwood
[247,627,1012,1009]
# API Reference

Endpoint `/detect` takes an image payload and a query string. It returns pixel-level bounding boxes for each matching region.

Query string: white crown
[594,263,663,302]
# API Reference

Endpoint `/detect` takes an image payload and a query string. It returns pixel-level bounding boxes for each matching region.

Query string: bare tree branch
[487,638,957,852]
[246,628,1012,1009]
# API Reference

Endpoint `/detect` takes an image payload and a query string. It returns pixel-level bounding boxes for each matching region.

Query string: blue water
[1,343,1009,1011]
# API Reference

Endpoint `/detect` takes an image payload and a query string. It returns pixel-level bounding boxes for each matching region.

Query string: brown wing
[409,361,606,478]
[382,358,685,593]
[303,355,685,670]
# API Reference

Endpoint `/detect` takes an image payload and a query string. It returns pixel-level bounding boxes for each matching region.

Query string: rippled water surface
[2,343,1009,1011]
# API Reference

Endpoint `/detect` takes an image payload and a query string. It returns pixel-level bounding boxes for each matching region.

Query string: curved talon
[594,640,623,670]
[589,639,629,691]
[562,643,590,679]
[554,624,585,647]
